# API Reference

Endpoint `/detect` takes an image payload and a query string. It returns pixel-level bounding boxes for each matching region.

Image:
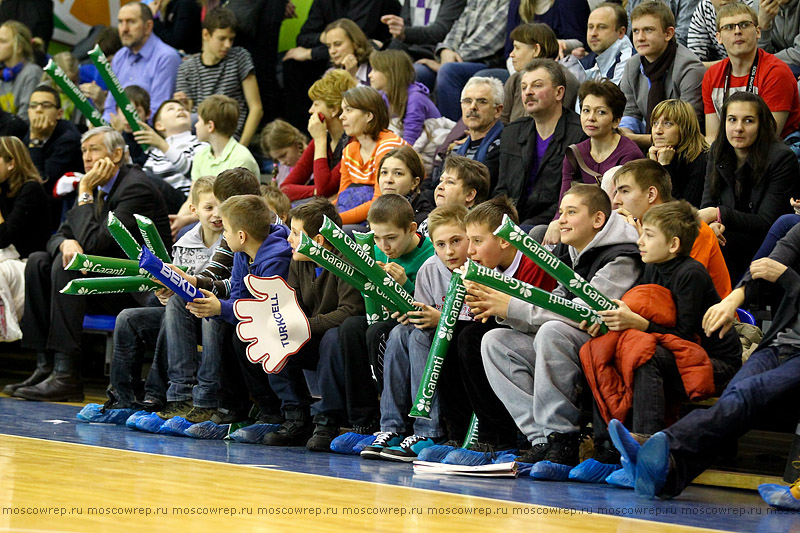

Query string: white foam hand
[234,275,311,374]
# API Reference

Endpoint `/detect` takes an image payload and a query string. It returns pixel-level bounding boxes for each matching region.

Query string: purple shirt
[103,33,181,120]
[527,133,553,195]
[556,135,643,217]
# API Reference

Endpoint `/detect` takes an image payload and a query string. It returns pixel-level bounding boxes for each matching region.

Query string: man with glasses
[24,84,83,228]
[702,2,800,141]
[494,59,586,226]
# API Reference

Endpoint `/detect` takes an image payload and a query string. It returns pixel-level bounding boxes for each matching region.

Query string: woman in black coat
[699,92,799,283]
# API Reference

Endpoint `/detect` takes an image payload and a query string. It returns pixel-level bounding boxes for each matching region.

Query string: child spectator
[578,201,742,471]
[158,169,267,426]
[263,198,365,450]
[361,203,472,461]
[482,184,641,470]
[280,69,356,203]
[613,158,731,299]
[698,92,798,282]
[377,145,434,226]
[418,154,490,237]
[111,84,151,168]
[330,194,435,446]
[336,86,406,226]
[322,19,374,87]
[133,99,205,214]
[183,194,292,423]
[438,197,557,459]
[171,95,260,236]
[261,119,307,186]
[104,175,223,414]
[174,7,262,146]
[368,49,441,145]
[261,182,290,224]
[647,99,709,208]
[0,21,43,119]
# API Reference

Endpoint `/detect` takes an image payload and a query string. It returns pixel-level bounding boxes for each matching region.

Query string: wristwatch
[78,192,94,204]
[28,138,42,148]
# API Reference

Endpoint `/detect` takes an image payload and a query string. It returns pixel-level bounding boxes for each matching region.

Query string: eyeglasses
[461,98,492,107]
[719,20,756,32]
[29,101,58,110]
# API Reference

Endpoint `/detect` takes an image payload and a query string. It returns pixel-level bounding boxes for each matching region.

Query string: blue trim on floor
[1,397,798,532]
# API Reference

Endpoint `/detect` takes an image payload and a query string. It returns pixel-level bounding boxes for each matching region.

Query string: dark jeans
[753,214,800,261]
[227,332,282,417]
[164,295,224,407]
[110,306,164,406]
[331,316,395,426]
[663,346,800,497]
[453,320,520,447]
[21,251,141,374]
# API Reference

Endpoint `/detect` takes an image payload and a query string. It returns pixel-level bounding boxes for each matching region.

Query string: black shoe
[3,353,53,396]
[306,417,340,452]
[13,374,84,402]
[592,439,621,465]
[351,420,379,436]
[211,407,248,425]
[542,432,581,467]
[515,442,549,464]
[263,409,312,446]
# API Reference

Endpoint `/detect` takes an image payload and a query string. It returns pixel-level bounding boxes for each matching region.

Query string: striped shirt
[688,0,754,62]
[175,47,254,138]
[143,131,205,195]
[337,130,406,224]
[436,0,507,62]
[195,237,234,298]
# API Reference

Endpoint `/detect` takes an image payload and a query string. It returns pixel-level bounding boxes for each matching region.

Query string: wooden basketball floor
[1,396,799,532]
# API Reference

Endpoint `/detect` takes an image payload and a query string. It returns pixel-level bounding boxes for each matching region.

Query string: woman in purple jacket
[368,49,441,145]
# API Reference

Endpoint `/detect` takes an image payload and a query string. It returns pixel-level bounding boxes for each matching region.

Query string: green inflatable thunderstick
[410,273,467,419]
[494,215,617,312]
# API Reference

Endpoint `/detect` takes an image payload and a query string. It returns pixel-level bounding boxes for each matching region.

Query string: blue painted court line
[1,397,798,532]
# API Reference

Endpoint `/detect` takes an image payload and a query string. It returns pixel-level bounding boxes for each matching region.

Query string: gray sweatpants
[482,320,590,445]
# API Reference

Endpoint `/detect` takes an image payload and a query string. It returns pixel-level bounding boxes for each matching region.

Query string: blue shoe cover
[161,416,192,436]
[135,412,168,433]
[185,420,234,440]
[330,432,370,454]
[352,434,376,454]
[77,403,136,424]
[759,484,800,511]
[635,432,669,499]
[569,459,621,483]
[76,403,102,422]
[493,452,519,464]
[228,423,280,443]
[530,460,572,481]
[606,460,635,488]
[416,444,456,463]
[608,419,640,475]
[126,410,150,429]
[443,448,493,466]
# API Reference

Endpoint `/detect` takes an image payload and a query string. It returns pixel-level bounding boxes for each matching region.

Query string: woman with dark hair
[336,86,406,225]
[377,145,434,225]
[501,23,580,123]
[699,91,799,282]
[649,99,709,207]
[323,19,374,87]
[543,79,642,244]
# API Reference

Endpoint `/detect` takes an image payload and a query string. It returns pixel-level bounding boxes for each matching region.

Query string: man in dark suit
[9,126,171,402]
[24,85,83,229]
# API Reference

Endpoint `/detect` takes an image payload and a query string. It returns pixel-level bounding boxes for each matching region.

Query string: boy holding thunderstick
[481,184,641,471]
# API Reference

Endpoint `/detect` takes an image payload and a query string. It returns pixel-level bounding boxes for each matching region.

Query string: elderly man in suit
[9,126,171,402]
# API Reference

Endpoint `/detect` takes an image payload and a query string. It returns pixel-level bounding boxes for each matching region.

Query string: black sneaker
[263,409,313,446]
[156,400,193,420]
[360,431,403,459]
[515,442,549,464]
[211,407,248,425]
[306,422,340,452]
[593,439,621,465]
[542,432,581,467]
[352,420,379,436]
